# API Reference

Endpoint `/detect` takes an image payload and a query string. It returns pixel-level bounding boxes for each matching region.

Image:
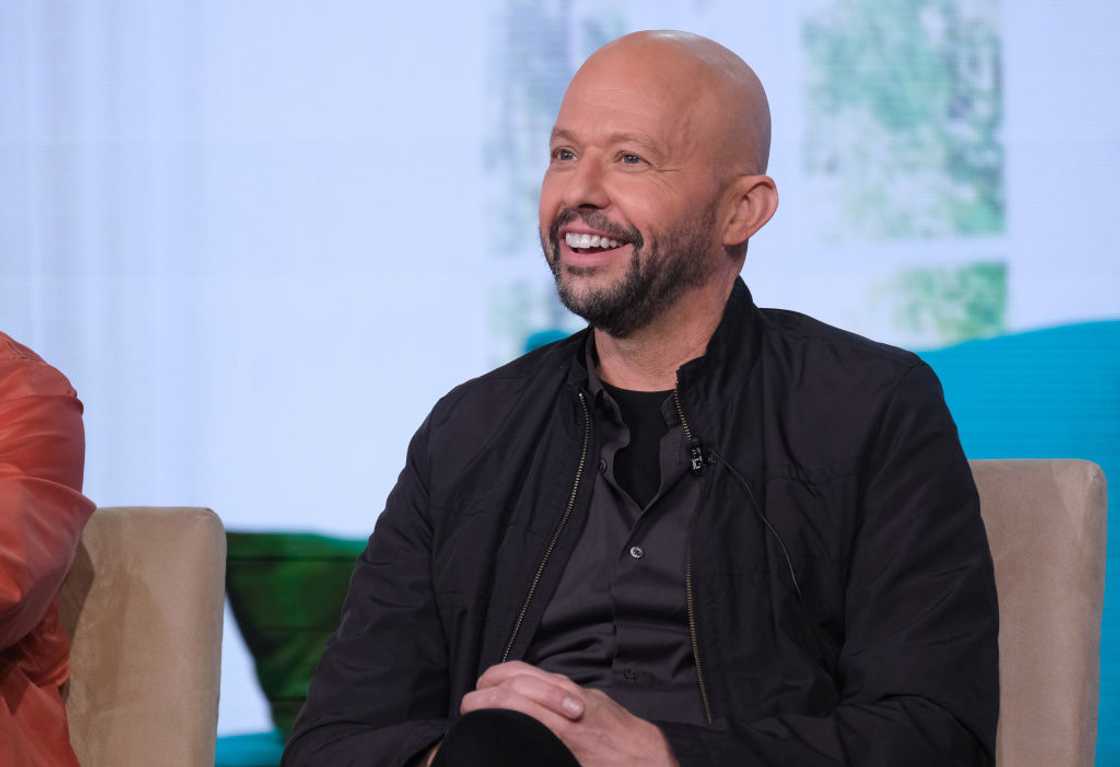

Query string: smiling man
[284,31,998,767]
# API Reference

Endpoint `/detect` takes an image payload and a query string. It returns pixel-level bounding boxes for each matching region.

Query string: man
[0,332,96,766]
[285,30,998,766]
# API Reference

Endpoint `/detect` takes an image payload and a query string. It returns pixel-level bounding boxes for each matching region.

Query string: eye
[551,147,576,162]
[618,152,644,165]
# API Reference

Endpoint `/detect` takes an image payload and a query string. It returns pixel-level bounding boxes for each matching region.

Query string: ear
[721,175,779,248]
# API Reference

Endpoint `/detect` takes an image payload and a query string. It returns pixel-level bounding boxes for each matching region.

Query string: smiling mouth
[563,231,627,254]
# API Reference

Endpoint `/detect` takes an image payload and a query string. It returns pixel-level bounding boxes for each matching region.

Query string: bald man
[284,31,998,767]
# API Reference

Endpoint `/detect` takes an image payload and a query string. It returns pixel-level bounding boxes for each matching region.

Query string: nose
[563,153,610,210]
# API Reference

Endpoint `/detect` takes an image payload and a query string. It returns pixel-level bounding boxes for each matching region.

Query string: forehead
[552,66,705,156]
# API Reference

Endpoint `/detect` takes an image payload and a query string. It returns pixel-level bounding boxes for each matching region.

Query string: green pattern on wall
[879,260,1007,344]
[803,0,1004,240]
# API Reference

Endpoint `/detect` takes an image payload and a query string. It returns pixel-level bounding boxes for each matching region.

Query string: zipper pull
[687,437,705,475]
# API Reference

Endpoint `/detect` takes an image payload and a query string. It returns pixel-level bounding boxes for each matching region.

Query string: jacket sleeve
[659,362,1000,766]
[283,413,450,767]
[0,351,95,650]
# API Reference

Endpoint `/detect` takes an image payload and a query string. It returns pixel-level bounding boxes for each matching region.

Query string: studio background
[2,0,1117,761]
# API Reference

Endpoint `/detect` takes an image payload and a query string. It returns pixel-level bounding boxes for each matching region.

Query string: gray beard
[544,206,718,338]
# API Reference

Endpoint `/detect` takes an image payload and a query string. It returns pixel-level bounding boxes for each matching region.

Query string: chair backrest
[59,506,226,767]
[971,460,1107,766]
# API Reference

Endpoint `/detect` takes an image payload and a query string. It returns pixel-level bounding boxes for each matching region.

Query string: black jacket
[284,279,999,766]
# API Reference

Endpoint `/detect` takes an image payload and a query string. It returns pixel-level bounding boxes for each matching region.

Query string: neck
[593,276,736,392]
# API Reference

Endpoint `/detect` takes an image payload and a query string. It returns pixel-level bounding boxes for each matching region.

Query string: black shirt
[600,380,670,509]
[525,341,707,725]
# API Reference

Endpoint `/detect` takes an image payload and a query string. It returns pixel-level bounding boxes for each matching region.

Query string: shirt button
[629,545,644,560]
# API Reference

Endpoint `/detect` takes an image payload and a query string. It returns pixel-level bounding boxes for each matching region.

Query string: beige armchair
[972,460,1108,766]
[59,507,226,767]
[52,464,1106,766]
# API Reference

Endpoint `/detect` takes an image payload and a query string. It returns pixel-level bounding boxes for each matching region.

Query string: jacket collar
[566,276,762,402]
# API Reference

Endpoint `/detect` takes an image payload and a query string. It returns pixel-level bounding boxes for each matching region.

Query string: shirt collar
[583,334,679,427]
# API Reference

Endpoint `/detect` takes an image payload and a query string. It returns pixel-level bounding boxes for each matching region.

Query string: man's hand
[460,661,678,767]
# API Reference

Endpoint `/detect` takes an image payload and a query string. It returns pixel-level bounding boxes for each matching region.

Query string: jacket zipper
[673,383,714,726]
[501,390,592,663]
[673,386,706,475]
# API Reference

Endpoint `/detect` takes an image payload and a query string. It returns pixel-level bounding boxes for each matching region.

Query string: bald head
[539,30,779,339]
[572,30,771,175]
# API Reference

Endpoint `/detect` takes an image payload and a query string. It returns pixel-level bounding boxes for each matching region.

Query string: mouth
[557,229,632,267]
[563,231,626,253]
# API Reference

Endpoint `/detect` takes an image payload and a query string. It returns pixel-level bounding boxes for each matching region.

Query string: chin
[558,264,614,295]
[561,256,621,280]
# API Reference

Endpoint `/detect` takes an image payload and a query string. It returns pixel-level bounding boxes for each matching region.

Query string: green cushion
[225,531,366,737]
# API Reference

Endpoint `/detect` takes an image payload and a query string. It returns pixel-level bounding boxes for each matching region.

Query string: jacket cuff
[397,721,448,767]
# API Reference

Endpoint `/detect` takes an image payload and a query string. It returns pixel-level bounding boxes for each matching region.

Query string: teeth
[564,232,624,250]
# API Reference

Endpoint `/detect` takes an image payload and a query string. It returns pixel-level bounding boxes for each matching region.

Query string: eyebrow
[550,127,664,156]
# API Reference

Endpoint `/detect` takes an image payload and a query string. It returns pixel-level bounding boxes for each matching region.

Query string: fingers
[463,670,585,720]
[475,662,585,719]
[477,661,582,697]
[460,686,576,734]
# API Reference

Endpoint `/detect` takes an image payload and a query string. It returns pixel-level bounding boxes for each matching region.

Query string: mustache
[547,208,643,250]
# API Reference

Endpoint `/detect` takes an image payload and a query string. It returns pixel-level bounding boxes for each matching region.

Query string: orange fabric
[0,333,95,767]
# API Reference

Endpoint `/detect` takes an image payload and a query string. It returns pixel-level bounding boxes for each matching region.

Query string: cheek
[538,173,561,230]
[603,176,674,225]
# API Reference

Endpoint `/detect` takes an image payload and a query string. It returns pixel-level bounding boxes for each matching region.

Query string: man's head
[539,30,778,338]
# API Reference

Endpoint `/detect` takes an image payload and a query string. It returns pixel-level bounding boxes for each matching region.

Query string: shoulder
[759,307,920,369]
[756,307,928,394]
[755,312,971,499]
[427,330,584,429]
[0,332,79,402]
[409,330,584,484]
[0,333,88,491]
[751,308,948,464]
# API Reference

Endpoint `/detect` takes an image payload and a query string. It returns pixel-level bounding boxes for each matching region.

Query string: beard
[542,205,719,338]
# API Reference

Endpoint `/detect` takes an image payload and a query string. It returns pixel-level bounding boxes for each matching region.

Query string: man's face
[538,60,723,337]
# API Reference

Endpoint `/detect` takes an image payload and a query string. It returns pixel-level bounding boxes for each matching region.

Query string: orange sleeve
[0,335,95,650]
